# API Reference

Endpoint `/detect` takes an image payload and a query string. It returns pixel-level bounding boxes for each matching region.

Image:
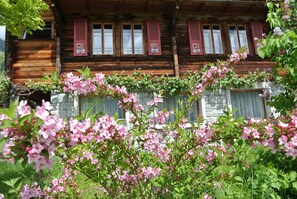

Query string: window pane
[133,25,143,54]
[212,26,223,54]
[158,95,199,122]
[229,26,239,53]
[138,92,153,111]
[238,26,249,53]
[231,91,265,118]
[93,24,102,55]
[80,96,125,119]
[123,24,132,54]
[203,25,213,54]
[104,24,113,55]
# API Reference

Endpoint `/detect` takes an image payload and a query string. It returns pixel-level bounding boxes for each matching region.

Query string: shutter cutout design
[147,19,162,55]
[188,20,204,55]
[251,21,263,55]
[74,17,88,56]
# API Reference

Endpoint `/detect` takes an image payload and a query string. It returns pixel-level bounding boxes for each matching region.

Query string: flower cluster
[63,72,104,95]
[141,131,171,162]
[243,113,297,157]
[229,51,248,62]
[117,167,161,185]
[67,114,129,146]
[20,183,44,199]
[193,66,229,96]
[149,110,173,125]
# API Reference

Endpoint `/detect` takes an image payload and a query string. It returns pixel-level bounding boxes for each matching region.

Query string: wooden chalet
[7,0,274,85]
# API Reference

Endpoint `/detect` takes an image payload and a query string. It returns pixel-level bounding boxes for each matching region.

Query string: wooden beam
[171,0,180,77]
[196,3,205,12]
[222,4,230,13]
[56,37,61,74]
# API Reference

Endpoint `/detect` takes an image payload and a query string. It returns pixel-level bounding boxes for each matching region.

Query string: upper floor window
[92,24,113,55]
[202,25,223,54]
[228,25,249,53]
[123,24,144,55]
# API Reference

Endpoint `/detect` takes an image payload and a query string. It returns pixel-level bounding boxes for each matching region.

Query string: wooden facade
[8,0,273,84]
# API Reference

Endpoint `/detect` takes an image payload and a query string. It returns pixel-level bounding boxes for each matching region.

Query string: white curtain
[158,95,199,122]
[231,91,265,118]
[80,96,125,118]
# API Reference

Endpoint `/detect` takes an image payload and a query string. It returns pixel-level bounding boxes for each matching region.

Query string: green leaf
[271,182,281,190]
[2,177,22,188]
[0,97,19,119]
[0,137,8,152]
[292,182,297,191]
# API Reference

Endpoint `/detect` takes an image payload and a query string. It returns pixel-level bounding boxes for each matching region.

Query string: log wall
[10,0,275,84]
[60,14,175,76]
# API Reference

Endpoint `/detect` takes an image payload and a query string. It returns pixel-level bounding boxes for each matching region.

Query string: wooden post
[172,36,179,77]
[171,0,180,77]
[56,37,61,74]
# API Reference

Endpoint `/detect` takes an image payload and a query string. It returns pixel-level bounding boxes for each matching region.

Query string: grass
[0,159,104,198]
[0,160,37,196]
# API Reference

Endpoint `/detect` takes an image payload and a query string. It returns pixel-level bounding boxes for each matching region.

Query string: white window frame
[228,24,249,53]
[202,24,224,54]
[122,23,144,55]
[92,23,114,55]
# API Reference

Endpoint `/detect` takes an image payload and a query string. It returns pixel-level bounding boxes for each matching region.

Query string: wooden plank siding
[60,14,175,76]
[9,0,275,84]
[12,40,56,84]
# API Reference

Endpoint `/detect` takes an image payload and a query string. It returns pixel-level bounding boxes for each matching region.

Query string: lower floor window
[80,96,125,119]
[80,93,199,123]
[158,94,199,122]
[230,90,265,118]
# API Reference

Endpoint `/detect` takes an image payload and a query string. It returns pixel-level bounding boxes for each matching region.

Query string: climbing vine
[26,67,272,95]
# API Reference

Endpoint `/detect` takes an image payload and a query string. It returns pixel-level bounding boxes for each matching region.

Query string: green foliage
[267,91,296,115]
[27,68,271,96]
[0,51,4,74]
[0,0,48,37]
[258,0,297,113]
[0,76,10,106]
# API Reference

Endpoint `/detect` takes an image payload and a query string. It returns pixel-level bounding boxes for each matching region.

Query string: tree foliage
[0,0,48,37]
[258,0,297,113]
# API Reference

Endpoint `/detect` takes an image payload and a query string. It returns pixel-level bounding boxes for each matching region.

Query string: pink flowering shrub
[1,49,297,198]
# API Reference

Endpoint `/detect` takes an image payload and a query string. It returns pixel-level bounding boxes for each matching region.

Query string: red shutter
[147,19,162,56]
[188,20,204,55]
[251,21,263,55]
[74,17,88,56]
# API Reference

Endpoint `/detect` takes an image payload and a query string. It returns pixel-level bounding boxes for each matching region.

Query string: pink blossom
[284,142,297,157]
[262,138,276,151]
[93,73,105,85]
[0,193,4,199]
[242,127,252,140]
[28,143,44,155]
[278,122,289,129]
[206,150,218,164]
[147,93,163,106]
[114,85,128,95]
[17,100,31,116]
[188,149,194,157]
[149,111,172,125]
[197,164,207,171]
[141,167,161,179]
[35,100,53,120]
[265,124,274,137]
[279,135,288,145]
[20,183,44,199]
[204,194,213,199]
[118,170,137,185]
[27,154,53,172]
